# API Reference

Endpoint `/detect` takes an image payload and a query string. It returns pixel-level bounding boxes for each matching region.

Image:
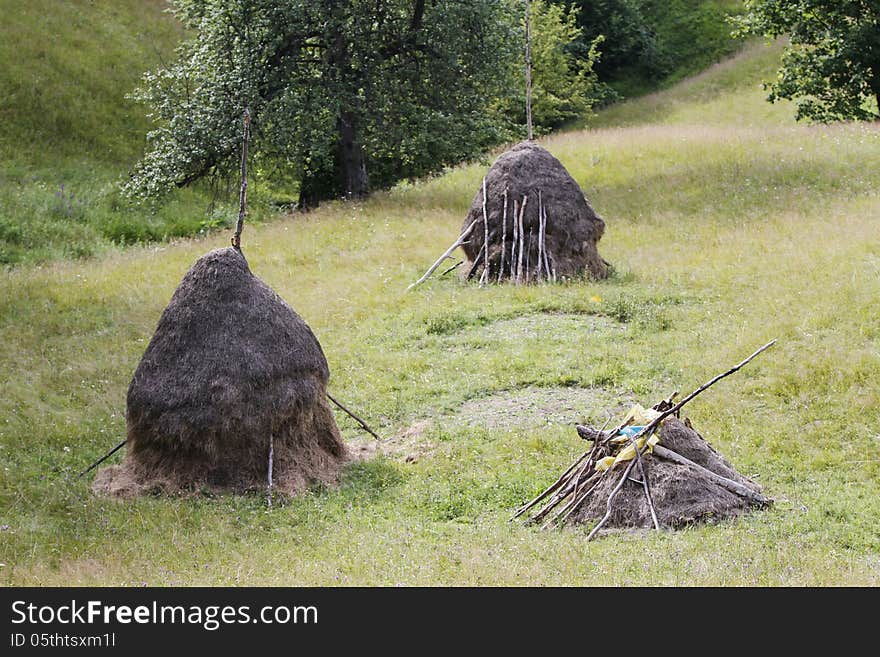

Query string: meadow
[1,39,879,585]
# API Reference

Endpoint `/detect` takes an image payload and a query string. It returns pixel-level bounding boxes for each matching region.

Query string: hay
[569,417,767,529]
[461,141,609,282]
[92,247,348,497]
[513,343,776,536]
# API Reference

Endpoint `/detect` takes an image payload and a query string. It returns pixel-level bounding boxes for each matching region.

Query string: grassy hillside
[0,0,244,265]
[1,43,878,585]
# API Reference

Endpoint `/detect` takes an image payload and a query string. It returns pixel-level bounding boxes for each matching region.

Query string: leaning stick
[326,392,382,440]
[408,218,481,290]
[659,339,777,421]
[511,450,592,520]
[480,177,490,286]
[580,340,778,451]
[511,199,518,280]
[266,434,275,508]
[543,470,603,529]
[586,450,641,541]
[537,191,544,281]
[541,204,551,279]
[516,195,527,284]
[525,228,533,283]
[653,445,769,505]
[628,433,660,530]
[440,260,463,277]
[466,247,485,280]
[498,189,508,283]
[78,439,127,478]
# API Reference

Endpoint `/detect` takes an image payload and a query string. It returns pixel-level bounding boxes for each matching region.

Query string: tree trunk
[337,110,369,199]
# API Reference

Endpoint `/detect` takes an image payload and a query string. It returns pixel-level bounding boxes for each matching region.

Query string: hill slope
[0,0,222,264]
[1,42,879,585]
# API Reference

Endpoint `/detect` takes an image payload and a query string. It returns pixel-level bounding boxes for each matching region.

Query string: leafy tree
[124,0,519,208]
[734,0,880,122]
[528,0,604,129]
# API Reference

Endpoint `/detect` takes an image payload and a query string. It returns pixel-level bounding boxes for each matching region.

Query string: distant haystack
[461,141,609,283]
[92,247,348,497]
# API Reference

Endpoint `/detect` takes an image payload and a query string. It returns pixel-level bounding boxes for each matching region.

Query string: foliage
[564,0,746,98]
[566,0,665,91]
[733,0,880,121]
[494,1,604,132]
[123,0,519,206]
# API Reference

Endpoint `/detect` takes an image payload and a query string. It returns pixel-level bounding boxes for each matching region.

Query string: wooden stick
[480,177,490,286]
[466,248,484,280]
[546,472,603,529]
[586,340,778,452]
[510,450,591,520]
[586,457,639,542]
[658,340,777,423]
[499,189,508,283]
[440,260,463,277]
[541,204,551,279]
[514,417,609,522]
[408,218,481,290]
[516,195,527,284]
[537,190,544,282]
[511,199,518,280]
[525,227,533,283]
[232,108,250,250]
[652,445,769,505]
[525,0,534,141]
[266,434,274,508]
[628,433,660,530]
[326,392,382,440]
[556,477,604,526]
[78,439,126,478]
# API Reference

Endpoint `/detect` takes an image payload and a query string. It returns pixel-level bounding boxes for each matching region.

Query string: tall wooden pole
[232,108,251,250]
[525,0,533,140]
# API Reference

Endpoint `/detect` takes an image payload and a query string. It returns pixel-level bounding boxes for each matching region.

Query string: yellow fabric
[621,403,662,427]
[595,433,660,472]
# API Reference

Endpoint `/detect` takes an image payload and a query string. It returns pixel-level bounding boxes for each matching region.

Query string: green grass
[2,34,880,586]
[0,0,255,265]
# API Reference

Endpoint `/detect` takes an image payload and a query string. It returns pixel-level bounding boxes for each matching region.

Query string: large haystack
[461,141,609,282]
[92,247,348,497]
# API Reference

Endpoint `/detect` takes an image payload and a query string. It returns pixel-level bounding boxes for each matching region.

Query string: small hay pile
[92,247,348,498]
[513,343,775,538]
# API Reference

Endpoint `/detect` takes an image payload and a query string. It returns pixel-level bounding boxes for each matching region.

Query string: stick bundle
[512,341,777,540]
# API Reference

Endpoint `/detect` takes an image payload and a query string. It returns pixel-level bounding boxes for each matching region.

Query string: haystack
[92,247,348,497]
[571,417,767,529]
[461,141,609,283]
[514,343,776,537]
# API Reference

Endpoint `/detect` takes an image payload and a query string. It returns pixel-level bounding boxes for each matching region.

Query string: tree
[564,0,664,90]
[734,1,880,122]
[529,0,604,129]
[123,0,519,208]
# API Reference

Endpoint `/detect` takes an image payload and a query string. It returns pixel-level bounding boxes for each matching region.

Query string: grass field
[1,39,879,585]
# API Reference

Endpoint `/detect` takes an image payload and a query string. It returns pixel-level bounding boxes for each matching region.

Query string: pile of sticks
[408,178,556,290]
[511,340,776,540]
